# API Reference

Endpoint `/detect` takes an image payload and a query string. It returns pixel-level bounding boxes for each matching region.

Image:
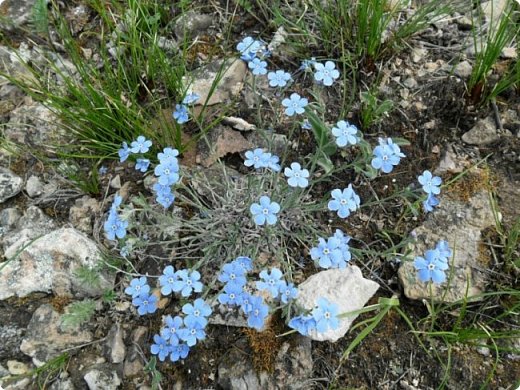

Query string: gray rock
[186,59,247,106]
[25,175,44,197]
[1,227,114,300]
[0,377,31,389]
[481,0,508,25]
[398,189,495,302]
[501,47,517,59]
[403,77,418,89]
[0,208,21,231]
[174,11,213,39]
[217,336,313,390]
[69,196,101,234]
[0,168,23,203]
[20,304,93,366]
[454,61,472,78]
[462,116,499,145]
[105,324,126,364]
[123,326,147,378]
[295,266,380,342]
[0,0,37,30]
[0,363,8,377]
[0,325,25,362]
[196,125,253,167]
[7,360,29,375]
[49,378,76,390]
[83,365,121,390]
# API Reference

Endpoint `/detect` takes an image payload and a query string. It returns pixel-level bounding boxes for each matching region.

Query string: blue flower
[237,36,262,55]
[278,281,298,304]
[182,93,200,105]
[239,292,254,315]
[435,240,452,262]
[284,162,309,188]
[232,256,253,273]
[328,184,361,218]
[153,182,172,197]
[371,138,406,173]
[132,293,158,316]
[312,297,340,333]
[299,58,316,71]
[244,148,270,169]
[256,268,284,298]
[333,229,352,266]
[170,343,190,362]
[266,154,281,172]
[103,210,128,240]
[118,142,131,162]
[111,194,122,209]
[171,269,203,297]
[182,298,212,328]
[250,196,280,225]
[332,120,359,147]
[423,193,439,213]
[288,315,316,336]
[161,315,184,345]
[98,166,108,175]
[135,158,150,172]
[130,136,152,154]
[157,147,179,163]
[150,334,172,361]
[246,295,269,330]
[282,93,308,116]
[418,170,442,195]
[218,283,244,306]
[301,120,312,130]
[240,51,257,62]
[310,237,343,269]
[124,276,150,298]
[178,319,206,347]
[267,70,292,87]
[156,192,175,208]
[159,265,178,296]
[414,249,449,283]
[218,262,247,288]
[248,58,268,75]
[173,104,189,124]
[313,61,340,86]
[154,160,180,186]
[120,245,130,258]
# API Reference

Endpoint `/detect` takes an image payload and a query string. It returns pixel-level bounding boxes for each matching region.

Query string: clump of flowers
[413,240,451,283]
[289,297,340,336]
[104,194,128,240]
[311,229,352,269]
[418,170,442,213]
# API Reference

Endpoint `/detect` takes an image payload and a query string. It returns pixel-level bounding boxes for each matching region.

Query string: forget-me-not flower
[135,158,150,173]
[288,315,316,336]
[104,209,128,240]
[312,297,340,333]
[248,58,268,75]
[182,298,212,328]
[435,240,452,262]
[278,281,298,304]
[232,256,253,272]
[250,196,280,225]
[236,36,262,56]
[118,142,131,162]
[332,120,359,147]
[159,265,178,295]
[313,61,340,86]
[158,147,179,163]
[246,295,269,330]
[161,315,184,345]
[256,268,284,298]
[414,249,449,283]
[173,104,189,124]
[282,93,308,116]
[328,184,361,218]
[132,293,158,316]
[267,70,292,87]
[130,136,152,154]
[423,193,439,213]
[267,154,281,172]
[218,262,247,288]
[244,148,270,169]
[124,276,150,298]
[170,343,190,362]
[150,334,171,361]
[171,269,203,297]
[154,160,180,186]
[284,162,309,188]
[182,93,200,105]
[218,283,244,306]
[178,319,206,347]
[311,237,343,269]
[418,170,442,195]
[371,138,406,173]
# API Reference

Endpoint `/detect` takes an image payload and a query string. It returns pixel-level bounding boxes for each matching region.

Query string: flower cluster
[413,240,452,284]
[311,229,352,269]
[124,276,157,315]
[236,36,266,62]
[244,148,281,172]
[159,266,203,297]
[328,184,361,219]
[256,267,298,304]
[153,147,181,208]
[371,138,406,174]
[418,170,442,213]
[103,194,128,240]
[118,135,152,174]
[289,297,340,335]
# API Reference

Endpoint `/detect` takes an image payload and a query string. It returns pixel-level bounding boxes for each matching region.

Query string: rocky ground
[0,0,519,389]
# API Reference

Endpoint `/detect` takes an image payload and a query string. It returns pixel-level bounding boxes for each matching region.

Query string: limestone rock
[20,304,93,366]
[1,227,114,300]
[296,266,380,342]
[0,168,23,203]
[174,11,213,39]
[398,190,495,302]
[186,59,247,106]
[462,116,499,145]
[83,365,121,390]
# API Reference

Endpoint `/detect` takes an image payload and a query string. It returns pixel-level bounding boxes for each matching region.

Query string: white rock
[25,175,44,197]
[7,360,29,375]
[462,116,499,145]
[84,365,121,390]
[295,266,380,342]
[454,61,473,78]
